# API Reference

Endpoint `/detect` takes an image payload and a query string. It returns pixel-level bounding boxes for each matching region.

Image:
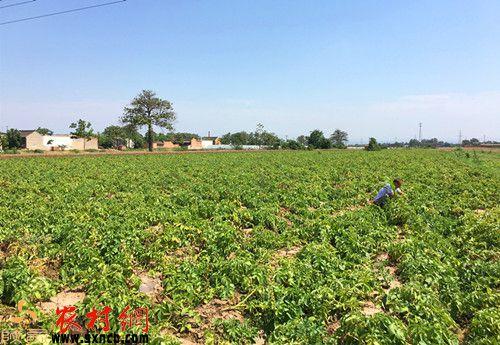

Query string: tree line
[1,89,496,152]
[217,127,350,150]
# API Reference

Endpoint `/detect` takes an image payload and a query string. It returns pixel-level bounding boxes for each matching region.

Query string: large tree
[296,135,308,146]
[230,132,250,146]
[220,133,231,145]
[308,130,331,149]
[5,129,22,149]
[408,139,420,147]
[70,119,94,150]
[121,90,176,151]
[330,129,348,149]
[254,123,265,146]
[253,123,280,147]
[99,125,127,148]
[366,137,381,151]
[462,138,481,147]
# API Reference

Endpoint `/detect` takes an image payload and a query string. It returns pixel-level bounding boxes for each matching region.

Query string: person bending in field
[373,178,403,206]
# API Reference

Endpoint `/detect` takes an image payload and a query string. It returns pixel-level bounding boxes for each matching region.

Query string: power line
[0,0,36,10]
[0,0,127,26]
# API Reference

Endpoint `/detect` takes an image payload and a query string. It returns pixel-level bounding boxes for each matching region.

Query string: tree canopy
[462,138,481,147]
[99,126,128,148]
[158,132,199,143]
[330,129,348,148]
[5,129,22,149]
[307,130,331,149]
[366,137,381,151]
[36,127,53,136]
[70,119,95,150]
[220,124,280,148]
[121,90,176,151]
[70,119,94,139]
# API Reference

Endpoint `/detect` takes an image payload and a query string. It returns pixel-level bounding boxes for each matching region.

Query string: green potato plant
[0,149,498,343]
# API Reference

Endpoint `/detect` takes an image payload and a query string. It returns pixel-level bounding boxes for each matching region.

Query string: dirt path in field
[374,252,402,294]
[278,207,294,227]
[163,294,248,344]
[360,228,404,318]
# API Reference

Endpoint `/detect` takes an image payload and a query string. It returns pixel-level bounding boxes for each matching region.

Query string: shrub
[2,149,19,154]
[27,149,44,154]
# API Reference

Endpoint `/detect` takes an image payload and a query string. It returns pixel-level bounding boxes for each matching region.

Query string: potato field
[0,149,498,344]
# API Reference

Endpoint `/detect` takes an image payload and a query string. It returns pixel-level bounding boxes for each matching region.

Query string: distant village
[0,125,270,153]
[0,128,228,152]
[0,129,245,152]
[3,90,497,154]
[1,124,498,155]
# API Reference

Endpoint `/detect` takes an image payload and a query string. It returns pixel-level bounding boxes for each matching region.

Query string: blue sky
[1,0,499,143]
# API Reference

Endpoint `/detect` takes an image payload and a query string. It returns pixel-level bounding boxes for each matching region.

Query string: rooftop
[19,130,37,137]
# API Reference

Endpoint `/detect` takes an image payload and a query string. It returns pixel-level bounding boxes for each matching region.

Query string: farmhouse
[201,136,222,148]
[19,130,98,151]
[183,138,203,150]
[152,141,179,149]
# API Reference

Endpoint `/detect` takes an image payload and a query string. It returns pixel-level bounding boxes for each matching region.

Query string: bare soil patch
[30,258,61,280]
[176,295,244,343]
[457,327,468,344]
[254,331,266,345]
[242,228,253,238]
[38,290,86,314]
[327,320,341,334]
[331,204,366,218]
[268,245,303,271]
[384,276,402,292]
[395,225,406,243]
[0,242,10,263]
[361,301,383,316]
[137,272,163,302]
[373,252,402,295]
[375,252,389,262]
[278,207,293,227]
[273,245,302,260]
[196,298,244,323]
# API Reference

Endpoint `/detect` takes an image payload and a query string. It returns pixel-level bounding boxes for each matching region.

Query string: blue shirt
[374,183,394,203]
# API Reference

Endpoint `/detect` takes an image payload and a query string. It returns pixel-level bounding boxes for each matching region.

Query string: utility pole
[458,130,462,145]
[418,123,422,141]
[483,134,486,143]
